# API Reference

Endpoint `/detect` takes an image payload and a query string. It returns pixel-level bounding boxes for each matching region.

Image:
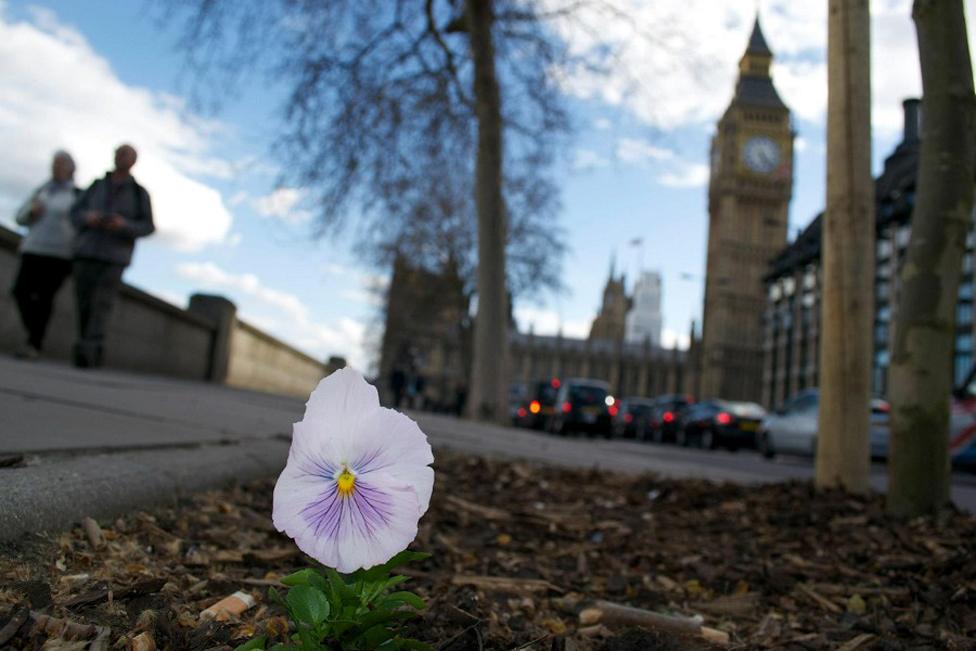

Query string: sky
[0,0,972,372]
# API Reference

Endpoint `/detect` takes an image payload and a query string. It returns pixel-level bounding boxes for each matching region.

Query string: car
[677,400,767,450]
[513,378,560,429]
[612,397,656,439]
[648,394,695,443]
[547,378,614,437]
[757,389,890,459]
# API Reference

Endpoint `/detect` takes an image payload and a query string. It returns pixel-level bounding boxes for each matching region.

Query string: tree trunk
[887,0,976,516]
[816,0,874,493]
[465,0,508,422]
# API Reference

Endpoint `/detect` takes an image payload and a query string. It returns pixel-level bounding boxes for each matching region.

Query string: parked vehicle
[547,378,614,437]
[649,394,695,443]
[757,389,890,459]
[509,383,528,424]
[513,379,560,429]
[678,400,767,450]
[612,397,656,439]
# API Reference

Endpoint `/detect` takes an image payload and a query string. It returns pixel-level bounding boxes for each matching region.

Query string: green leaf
[383,591,426,611]
[281,569,329,593]
[324,567,358,604]
[233,637,266,651]
[358,624,395,648]
[362,552,430,582]
[361,575,409,605]
[286,585,331,626]
[395,638,434,651]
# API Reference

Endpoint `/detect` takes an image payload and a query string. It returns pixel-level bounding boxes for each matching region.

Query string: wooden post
[816,0,874,493]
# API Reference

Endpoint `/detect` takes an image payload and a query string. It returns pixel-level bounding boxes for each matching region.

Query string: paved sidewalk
[2,356,975,541]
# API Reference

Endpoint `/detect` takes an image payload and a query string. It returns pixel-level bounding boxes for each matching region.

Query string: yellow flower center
[336,467,356,496]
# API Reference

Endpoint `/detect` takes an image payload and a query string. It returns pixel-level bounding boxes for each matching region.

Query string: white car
[758,389,890,459]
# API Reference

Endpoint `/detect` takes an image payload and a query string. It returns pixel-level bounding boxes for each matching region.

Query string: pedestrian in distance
[11,151,81,359]
[70,144,154,368]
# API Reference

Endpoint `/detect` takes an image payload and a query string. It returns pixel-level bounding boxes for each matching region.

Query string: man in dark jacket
[70,144,154,368]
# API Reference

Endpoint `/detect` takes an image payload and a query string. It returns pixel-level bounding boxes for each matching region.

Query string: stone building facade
[761,99,976,406]
[699,17,794,402]
[511,332,688,398]
[378,257,696,408]
[588,261,631,342]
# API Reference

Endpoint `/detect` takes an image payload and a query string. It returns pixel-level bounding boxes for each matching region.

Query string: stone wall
[0,224,340,396]
[227,320,333,398]
[0,226,213,379]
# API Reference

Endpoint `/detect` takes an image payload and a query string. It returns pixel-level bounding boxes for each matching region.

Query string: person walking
[11,151,81,359]
[70,144,154,368]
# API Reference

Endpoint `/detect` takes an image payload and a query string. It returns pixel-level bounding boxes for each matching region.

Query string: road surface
[1,356,974,540]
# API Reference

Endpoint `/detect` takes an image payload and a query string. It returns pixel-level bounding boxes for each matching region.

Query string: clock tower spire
[699,14,794,402]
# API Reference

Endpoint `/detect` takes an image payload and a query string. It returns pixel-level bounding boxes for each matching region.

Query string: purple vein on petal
[351,481,396,538]
[300,479,397,541]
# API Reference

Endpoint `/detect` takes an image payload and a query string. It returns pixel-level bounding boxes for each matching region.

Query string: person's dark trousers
[11,253,72,351]
[72,258,124,368]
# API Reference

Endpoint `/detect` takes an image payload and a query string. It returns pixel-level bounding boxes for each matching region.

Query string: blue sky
[0,0,968,370]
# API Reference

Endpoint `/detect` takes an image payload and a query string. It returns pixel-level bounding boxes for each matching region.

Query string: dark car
[649,394,695,443]
[547,378,614,437]
[677,400,767,450]
[612,397,656,439]
[513,378,560,429]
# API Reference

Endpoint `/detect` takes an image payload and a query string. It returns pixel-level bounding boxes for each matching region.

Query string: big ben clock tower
[700,17,793,402]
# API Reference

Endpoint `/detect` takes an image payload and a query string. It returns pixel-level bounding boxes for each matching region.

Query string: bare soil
[2,450,976,650]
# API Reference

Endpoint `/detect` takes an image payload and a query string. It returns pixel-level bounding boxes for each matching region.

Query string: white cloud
[177,261,309,323]
[594,117,613,130]
[0,8,233,250]
[174,261,368,369]
[573,148,610,170]
[514,306,591,339]
[615,138,675,164]
[251,187,312,223]
[154,289,186,309]
[546,0,973,136]
[661,328,691,350]
[658,163,710,188]
[340,287,384,307]
[794,136,808,153]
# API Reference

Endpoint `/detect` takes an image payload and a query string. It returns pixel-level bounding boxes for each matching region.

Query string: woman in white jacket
[12,151,79,358]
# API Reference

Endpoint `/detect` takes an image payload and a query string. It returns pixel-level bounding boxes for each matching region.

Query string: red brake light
[716,412,732,425]
[561,401,572,413]
[517,407,527,418]
[551,377,561,388]
[663,411,675,423]
[624,413,633,423]
[529,400,541,414]
[609,405,619,417]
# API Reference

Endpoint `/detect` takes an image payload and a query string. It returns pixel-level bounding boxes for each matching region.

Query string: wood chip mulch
[2,449,976,650]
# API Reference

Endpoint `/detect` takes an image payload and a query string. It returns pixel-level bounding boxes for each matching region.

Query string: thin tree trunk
[888,0,976,516]
[816,0,874,493]
[465,0,508,422]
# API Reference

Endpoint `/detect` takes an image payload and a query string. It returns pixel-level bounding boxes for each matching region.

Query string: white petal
[301,475,420,573]
[302,368,380,437]
[346,408,434,515]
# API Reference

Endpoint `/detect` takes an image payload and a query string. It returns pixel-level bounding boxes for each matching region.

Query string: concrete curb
[0,438,289,543]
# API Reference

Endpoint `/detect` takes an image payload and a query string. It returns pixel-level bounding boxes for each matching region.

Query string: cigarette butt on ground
[81,517,104,550]
[200,591,256,622]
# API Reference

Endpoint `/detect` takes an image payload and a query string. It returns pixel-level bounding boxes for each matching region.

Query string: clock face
[742,136,781,174]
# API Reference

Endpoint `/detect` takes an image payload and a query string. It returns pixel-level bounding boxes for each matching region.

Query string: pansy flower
[273,368,434,572]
